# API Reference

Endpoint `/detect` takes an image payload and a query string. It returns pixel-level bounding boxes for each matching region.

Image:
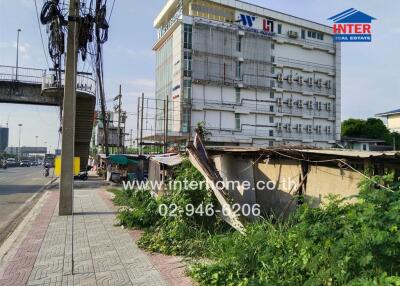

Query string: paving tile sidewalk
[0,186,194,286]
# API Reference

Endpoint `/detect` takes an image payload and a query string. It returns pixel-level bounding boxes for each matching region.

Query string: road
[0,166,54,243]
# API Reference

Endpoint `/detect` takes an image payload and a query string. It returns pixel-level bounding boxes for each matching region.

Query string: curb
[0,176,58,246]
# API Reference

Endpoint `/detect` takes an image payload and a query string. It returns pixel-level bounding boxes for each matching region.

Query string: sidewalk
[0,183,194,286]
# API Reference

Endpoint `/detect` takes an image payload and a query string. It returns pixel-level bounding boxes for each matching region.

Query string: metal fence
[0,65,46,84]
[42,73,96,95]
[0,65,96,95]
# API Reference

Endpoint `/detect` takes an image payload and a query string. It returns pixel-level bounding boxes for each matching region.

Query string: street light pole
[18,124,22,162]
[35,136,38,162]
[16,29,22,82]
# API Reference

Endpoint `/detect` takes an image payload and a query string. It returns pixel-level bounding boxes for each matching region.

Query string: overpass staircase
[0,65,96,170]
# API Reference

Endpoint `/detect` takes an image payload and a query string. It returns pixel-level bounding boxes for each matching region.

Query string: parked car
[6,158,17,167]
[20,160,31,167]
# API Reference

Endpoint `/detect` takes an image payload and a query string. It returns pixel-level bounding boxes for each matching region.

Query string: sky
[0,0,399,149]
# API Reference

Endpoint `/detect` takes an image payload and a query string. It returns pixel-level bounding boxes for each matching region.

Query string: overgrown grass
[112,161,400,285]
[113,159,227,256]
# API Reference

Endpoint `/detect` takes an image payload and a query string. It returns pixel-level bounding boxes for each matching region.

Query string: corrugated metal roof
[206,146,400,159]
[376,108,400,117]
[151,154,183,166]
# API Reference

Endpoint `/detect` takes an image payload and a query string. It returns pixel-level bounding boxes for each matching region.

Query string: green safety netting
[110,155,139,166]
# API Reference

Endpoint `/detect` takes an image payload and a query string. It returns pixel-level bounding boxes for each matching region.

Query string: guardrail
[0,65,46,84]
[0,65,96,96]
[42,73,96,95]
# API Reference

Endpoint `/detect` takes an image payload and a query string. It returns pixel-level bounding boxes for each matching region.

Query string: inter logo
[328,8,376,42]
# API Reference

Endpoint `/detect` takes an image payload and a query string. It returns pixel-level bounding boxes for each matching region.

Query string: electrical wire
[34,0,51,69]
[107,0,116,23]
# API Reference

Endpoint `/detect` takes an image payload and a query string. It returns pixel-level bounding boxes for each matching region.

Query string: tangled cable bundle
[39,0,113,154]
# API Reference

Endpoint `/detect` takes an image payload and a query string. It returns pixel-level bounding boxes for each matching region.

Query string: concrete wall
[212,155,363,216]
[255,159,301,215]
[306,165,361,207]
[213,154,256,206]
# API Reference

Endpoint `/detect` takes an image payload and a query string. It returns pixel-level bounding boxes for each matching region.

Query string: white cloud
[126,48,153,58]
[12,42,32,60]
[126,79,155,90]
[0,42,11,49]
[18,0,33,9]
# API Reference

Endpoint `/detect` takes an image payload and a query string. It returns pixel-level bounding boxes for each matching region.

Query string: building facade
[154,0,341,147]
[0,127,9,152]
[376,109,400,133]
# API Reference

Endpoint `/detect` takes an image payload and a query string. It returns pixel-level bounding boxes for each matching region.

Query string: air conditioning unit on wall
[287,30,298,38]
[298,76,304,85]
[287,75,293,84]
[307,77,313,87]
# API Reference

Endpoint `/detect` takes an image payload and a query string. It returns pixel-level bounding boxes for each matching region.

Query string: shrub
[189,173,400,285]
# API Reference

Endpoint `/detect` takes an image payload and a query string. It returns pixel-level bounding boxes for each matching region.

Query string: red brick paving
[98,189,195,286]
[0,191,59,286]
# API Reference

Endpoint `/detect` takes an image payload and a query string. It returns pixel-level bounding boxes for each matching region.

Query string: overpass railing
[0,65,96,96]
[0,65,46,84]
[42,73,96,95]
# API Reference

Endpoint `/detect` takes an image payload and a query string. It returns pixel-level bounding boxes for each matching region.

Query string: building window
[236,62,242,79]
[270,105,274,112]
[270,91,274,99]
[183,51,192,77]
[271,66,275,74]
[269,141,274,147]
[363,144,367,151]
[271,43,275,49]
[183,79,192,100]
[269,116,274,123]
[235,87,241,103]
[237,35,243,52]
[235,114,241,130]
[269,130,274,137]
[301,29,305,39]
[271,56,275,63]
[278,24,282,34]
[184,24,192,49]
[307,30,324,41]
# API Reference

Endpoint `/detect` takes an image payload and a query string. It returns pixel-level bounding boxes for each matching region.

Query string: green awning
[110,155,139,166]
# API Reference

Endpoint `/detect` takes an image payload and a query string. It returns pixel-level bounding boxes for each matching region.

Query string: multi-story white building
[153,0,341,147]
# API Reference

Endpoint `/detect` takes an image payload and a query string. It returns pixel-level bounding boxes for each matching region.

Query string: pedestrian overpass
[0,65,96,170]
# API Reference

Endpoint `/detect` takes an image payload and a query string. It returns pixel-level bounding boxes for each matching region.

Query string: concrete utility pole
[114,85,122,153]
[59,0,79,216]
[136,97,140,154]
[140,93,144,154]
[130,129,133,148]
[164,98,169,153]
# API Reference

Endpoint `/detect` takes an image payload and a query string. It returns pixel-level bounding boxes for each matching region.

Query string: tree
[342,118,400,149]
